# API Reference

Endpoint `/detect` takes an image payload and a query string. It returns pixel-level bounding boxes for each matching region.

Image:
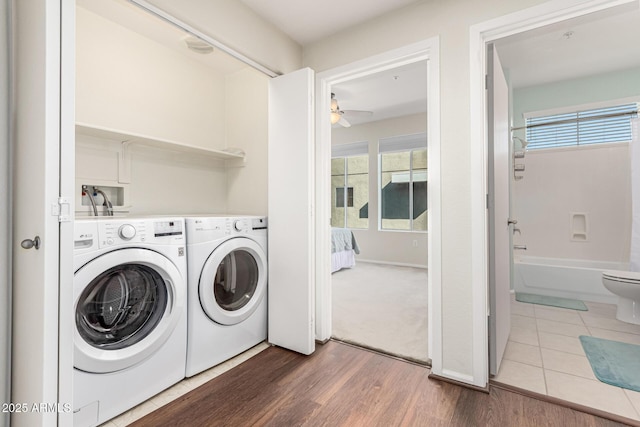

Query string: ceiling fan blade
[338,116,351,128]
[342,109,373,118]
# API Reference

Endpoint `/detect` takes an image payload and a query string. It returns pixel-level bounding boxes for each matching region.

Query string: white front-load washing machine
[73,217,187,427]
[185,215,268,377]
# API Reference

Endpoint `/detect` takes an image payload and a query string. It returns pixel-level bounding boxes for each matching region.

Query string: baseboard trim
[356,259,427,269]
[428,373,490,394]
[490,380,640,427]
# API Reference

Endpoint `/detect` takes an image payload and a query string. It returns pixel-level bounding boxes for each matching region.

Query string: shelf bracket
[118,140,133,184]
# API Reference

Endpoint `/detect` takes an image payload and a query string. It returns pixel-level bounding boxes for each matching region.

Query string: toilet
[602,270,640,325]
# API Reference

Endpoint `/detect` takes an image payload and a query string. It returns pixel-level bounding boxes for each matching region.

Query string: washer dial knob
[234,220,243,231]
[118,224,136,240]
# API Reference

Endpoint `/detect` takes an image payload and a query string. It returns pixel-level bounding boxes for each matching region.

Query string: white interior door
[268,67,315,355]
[11,1,74,426]
[0,1,10,425]
[488,44,512,376]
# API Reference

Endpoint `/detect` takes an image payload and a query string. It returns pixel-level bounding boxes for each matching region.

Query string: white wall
[512,68,640,262]
[76,6,271,216]
[303,0,552,381]
[76,6,226,151]
[226,68,270,215]
[513,144,631,262]
[332,113,428,267]
[513,67,640,129]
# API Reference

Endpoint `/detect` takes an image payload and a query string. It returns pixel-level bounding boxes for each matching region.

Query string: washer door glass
[76,264,168,350]
[214,250,258,311]
[200,237,267,326]
[74,248,185,374]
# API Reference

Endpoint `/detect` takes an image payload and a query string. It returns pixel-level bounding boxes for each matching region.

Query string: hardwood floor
[130,341,631,427]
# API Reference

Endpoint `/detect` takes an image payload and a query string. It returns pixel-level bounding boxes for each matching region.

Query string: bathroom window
[525,103,638,150]
[379,133,427,232]
[331,141,369,229]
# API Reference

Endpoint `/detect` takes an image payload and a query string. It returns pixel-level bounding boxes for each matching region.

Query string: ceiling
[240,0,421,46]
[330,61,428,127]
[79,1,640,128]
[494,2,640,89]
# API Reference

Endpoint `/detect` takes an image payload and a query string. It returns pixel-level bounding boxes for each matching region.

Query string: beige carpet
[331,261,429,364]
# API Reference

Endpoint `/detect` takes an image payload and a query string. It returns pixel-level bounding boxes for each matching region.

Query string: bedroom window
[524,102,638,150]
[335,187,354,208]
[379,133,427,232]
[331,141,369,229]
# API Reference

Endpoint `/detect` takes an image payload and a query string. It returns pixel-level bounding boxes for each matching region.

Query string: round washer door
[199,237,267,326]
[74,248,185,373]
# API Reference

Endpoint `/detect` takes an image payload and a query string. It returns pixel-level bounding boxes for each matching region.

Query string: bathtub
[513,256,629,304]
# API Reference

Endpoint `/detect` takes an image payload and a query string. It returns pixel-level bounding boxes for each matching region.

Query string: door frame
[469,0,638,386]
[315,37,442,370]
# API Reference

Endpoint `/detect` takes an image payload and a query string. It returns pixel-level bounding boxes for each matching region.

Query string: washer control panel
[97,218,184,248]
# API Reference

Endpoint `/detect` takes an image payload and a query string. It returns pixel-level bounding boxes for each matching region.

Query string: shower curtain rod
[127,0,280,78]
[511,109,639,132]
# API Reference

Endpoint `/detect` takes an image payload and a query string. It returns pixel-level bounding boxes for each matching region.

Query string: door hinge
[485,74,488,90]
[52,197,71,222]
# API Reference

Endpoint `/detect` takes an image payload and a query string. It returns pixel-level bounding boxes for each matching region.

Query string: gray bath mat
[580,336,640,392]
[515,292,588,311]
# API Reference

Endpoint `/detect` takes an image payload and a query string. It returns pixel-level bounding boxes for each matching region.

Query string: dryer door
[74,248,185,373]
[199,237,267,326]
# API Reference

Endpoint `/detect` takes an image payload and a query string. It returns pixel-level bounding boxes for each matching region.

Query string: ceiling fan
[330,93,373,128]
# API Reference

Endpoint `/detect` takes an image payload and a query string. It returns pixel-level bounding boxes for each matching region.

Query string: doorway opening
[482,0,640,419]
[315,38,441,369]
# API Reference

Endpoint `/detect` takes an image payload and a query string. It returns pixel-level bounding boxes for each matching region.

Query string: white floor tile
[540,348,596,380]
[109,399,160,427]
[545,370,639,420]
[583,301,618,318]
[511,301,536,317]
[504,340,542,367]
[536,318,590,338]
[587,327,640,345]
[509,326,539,346]
[494,359,546,394]
[534,306,584,325]
[581,315,640,335]
[511,314,537,331]
[538,332,586,356]
[150,382,192,407]
[623,389,640,419]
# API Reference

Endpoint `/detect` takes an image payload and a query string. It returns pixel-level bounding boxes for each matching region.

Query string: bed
[331,228,360,273]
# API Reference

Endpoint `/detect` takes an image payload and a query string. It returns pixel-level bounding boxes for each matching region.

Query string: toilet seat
[602,270,640,284]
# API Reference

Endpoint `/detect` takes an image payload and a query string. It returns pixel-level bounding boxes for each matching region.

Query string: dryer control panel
[186,216,267,245]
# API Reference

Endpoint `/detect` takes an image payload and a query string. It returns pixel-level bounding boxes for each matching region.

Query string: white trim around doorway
[469,0,639,388]
[315,37,442,372]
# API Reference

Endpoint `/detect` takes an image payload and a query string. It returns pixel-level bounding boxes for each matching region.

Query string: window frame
[377,132,428,233]
[522,99,639,151]
[330,141,369,230]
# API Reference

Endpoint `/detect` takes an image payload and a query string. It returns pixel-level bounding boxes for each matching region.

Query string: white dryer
[73,217,187,427]
[185,216,268,377]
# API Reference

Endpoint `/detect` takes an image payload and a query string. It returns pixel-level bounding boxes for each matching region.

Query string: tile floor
[99,342,271,427]
[494,295,640,422]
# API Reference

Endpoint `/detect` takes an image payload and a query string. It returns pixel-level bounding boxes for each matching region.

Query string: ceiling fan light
[330,112,341,124]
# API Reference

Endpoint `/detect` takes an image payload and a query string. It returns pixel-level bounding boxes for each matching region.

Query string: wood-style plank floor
[130,341,631,427]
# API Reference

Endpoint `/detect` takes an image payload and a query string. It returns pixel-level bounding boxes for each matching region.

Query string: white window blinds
[525,103,638,150]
